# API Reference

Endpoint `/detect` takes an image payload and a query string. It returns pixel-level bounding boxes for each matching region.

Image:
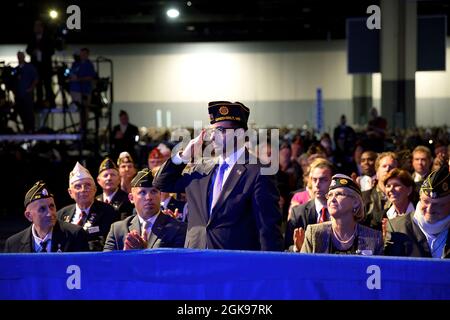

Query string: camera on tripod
[91,77,110,109]
[0,61,17,93]
[0,61,18,133]
[55,62,71,93]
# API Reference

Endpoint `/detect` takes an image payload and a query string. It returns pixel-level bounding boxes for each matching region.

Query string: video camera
[0,61,17,92]
[55,62,71,92]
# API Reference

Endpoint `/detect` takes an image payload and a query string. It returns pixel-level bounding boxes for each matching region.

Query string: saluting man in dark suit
[385,164,450,258]
[153,101,283,251]
[4,181,89,253]
[103,168,186,251]
[57,162,118,251]
[96,157,134,220]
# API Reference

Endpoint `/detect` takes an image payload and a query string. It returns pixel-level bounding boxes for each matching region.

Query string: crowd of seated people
[3,110,450,259]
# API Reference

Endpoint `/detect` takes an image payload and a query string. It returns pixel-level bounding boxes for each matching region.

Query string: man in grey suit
[103,168,186,251]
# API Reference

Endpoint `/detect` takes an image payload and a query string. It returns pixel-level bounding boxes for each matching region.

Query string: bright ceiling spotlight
[49,9,58,19]
[166,8,180,19]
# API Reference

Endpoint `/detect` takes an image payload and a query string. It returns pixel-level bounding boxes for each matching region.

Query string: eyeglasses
[205,127,238,135]
[325,191,354,200]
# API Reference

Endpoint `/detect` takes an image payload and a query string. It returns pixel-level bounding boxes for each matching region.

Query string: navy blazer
[285,199,318,251]
[4,220,89,253]
[96,188,134,220]
[57,200,118,251]
[153,151,283,251]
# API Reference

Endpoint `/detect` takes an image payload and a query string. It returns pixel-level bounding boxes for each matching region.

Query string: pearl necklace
[332,226,357,244]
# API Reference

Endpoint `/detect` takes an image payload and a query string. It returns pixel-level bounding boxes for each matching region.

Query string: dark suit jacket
[26,33,54,67]
[103,212,187,251]
[153,151,283,251]
[164,196,186,213]
[285,200,318,250]
[57,200,118,251]
[111,123,139,159]
[301,221,384,255]
[362,187,390,230]
[4,220,89,253]
[96,189,135,220]
[385,213,450,258]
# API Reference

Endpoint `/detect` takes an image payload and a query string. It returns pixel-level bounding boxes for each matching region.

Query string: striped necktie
[40,240,49,253]
[141,220,152,240]
[77,211,87,226]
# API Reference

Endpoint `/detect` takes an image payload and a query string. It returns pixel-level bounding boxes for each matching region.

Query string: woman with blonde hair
[300,174,383,255]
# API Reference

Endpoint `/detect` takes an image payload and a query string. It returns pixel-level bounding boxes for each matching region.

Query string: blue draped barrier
[0,249,449,300]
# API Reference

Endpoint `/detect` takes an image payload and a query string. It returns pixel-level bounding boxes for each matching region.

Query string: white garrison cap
[69,162,94,185]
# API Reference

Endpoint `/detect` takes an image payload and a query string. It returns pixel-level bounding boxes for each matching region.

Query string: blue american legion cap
[208,101,250,128]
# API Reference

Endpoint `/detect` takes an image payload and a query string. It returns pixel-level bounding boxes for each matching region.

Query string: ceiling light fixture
[49,9,58,19]
[166,8,180,19]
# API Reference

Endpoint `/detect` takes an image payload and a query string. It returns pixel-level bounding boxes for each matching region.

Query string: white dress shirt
[31,224,52,253]
[138,213,160,238]
[72,204,91,224]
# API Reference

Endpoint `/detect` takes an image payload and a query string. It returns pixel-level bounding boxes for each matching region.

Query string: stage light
[49,9,58,19]
[167,8,180,19]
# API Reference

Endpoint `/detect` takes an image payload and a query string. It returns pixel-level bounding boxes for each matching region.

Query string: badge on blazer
[64,216,70,223]
[87,226,100,234]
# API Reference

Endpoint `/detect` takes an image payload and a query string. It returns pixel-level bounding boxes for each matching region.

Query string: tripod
[40,63,77,132]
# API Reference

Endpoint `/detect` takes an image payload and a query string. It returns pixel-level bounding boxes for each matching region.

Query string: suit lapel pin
[237,169,242,175]
[64,216,70,223]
